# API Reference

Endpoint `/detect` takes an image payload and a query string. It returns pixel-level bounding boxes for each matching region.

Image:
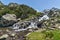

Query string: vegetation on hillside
[0,1,42,19]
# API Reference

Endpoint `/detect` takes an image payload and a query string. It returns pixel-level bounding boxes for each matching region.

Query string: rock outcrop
[41,7,60,29]
[2,14,17,21]
[0,14,17,27]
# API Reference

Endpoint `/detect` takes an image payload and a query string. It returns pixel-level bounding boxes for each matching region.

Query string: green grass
[43,29,60,40]
[53,30,60,40]
[26,32,46,40]
[26,29,60,40]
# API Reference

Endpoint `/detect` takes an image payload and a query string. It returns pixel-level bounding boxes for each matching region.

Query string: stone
[0,14,17,27]
[12,21,31,30]
[2,14,17,21]
[11,33,16,37]
[0,19,17,27]
[0,34,9,39]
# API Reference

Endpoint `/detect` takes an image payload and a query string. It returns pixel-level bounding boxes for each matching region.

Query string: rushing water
[12,15,49,31]
[27,22,37,29]
[39,15,49,21]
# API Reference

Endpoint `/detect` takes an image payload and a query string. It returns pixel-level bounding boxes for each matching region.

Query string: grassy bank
[26,29,60,40]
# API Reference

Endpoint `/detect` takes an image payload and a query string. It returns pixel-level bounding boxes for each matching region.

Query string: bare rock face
[0,14,17,27]
[0,19,17,27]
[2,14,17,21]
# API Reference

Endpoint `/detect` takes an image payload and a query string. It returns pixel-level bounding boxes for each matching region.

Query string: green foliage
[0,1,42,19]
[42,30,53,40]
[53,30,60,40]
[42,29,60,40]
[36,12,43,17]
[26,30,60,40]
[26,32,46,40]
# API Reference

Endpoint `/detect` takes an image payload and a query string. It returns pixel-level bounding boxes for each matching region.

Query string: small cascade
[11,15,49,31]
[27,22,37,29]
[39,15,49,21]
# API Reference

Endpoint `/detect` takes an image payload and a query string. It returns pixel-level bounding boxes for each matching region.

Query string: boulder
[0,14,17,27]
[2,14,17,21]
[0,34,9,39]
[0,19,17,27]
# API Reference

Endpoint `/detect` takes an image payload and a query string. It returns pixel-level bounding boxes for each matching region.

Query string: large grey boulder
[0,14,17,27]
[2,14,17,21]
[0,19,16,27]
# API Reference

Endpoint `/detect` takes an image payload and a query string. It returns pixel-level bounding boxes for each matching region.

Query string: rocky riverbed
[0,13,49,40]
[0,28,30,40]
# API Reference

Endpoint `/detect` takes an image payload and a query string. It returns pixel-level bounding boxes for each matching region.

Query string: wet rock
[12,21,31,30]
[0,19,17,27]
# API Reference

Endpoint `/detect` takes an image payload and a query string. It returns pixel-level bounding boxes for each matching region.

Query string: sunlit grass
[26,29,60,40]
[26,32,46,40]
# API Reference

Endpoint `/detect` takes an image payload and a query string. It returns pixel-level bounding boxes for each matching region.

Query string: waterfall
[39,15,49,21]
[12,15,49,31]
[27,22,37,29]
